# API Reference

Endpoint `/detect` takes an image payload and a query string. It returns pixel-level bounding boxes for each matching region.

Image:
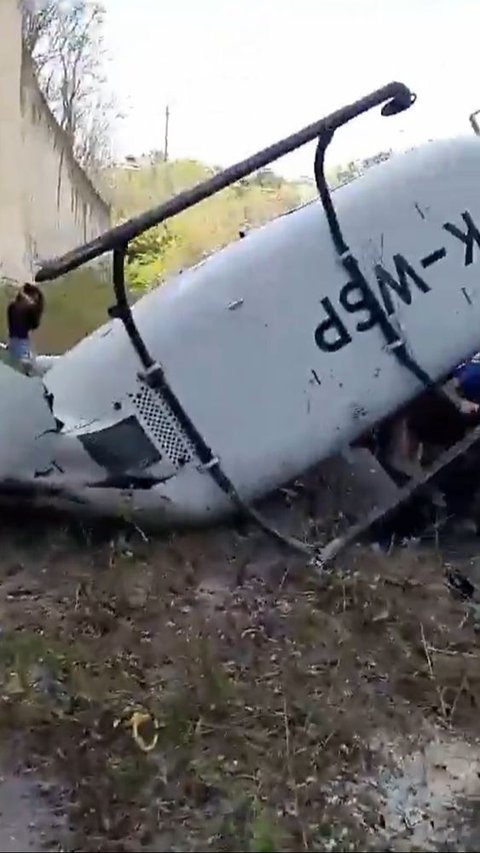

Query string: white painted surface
[4,133,480,525]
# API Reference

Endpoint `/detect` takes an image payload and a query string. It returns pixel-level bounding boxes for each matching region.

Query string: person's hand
[459,399,480,415]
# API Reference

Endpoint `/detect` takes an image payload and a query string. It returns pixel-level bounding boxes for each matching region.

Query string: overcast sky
[102,0,480,178]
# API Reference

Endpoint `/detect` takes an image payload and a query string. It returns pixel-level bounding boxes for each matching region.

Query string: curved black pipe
[41,83,420,555]
[313,132,434,390]
[36,81,415,282]
[110,247,154,368]
[109,247,284,527]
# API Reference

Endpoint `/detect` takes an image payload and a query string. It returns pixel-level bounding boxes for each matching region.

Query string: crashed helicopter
[1,81,480,559]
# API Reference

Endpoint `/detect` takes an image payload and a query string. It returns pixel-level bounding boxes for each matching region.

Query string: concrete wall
[0,0,110,283]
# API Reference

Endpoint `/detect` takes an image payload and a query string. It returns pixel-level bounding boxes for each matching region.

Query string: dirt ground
[2,476,480,851]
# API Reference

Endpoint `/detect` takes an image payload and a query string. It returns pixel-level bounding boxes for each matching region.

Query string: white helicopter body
[1,133,480,526]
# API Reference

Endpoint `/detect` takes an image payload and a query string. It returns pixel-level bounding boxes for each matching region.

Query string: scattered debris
[0,449,479,849]
[127,711,159,753]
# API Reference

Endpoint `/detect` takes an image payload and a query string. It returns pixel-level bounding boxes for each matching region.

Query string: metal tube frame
[33,82,417,550]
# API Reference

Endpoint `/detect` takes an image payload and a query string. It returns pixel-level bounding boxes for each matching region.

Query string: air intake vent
[132,383,194,468]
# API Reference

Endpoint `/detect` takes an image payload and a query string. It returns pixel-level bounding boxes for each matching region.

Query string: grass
[0,506,478,851]
[249,802,283,853]
[0,263,116,354]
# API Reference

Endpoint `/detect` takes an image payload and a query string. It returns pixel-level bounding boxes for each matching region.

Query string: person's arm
[442,377,480,414]
[6,302,15,337]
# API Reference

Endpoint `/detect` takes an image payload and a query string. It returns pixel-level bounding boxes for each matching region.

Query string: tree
[21,0,118,173]
[104,157,307,290]
[253,168,283,190]
[126,226,179,290]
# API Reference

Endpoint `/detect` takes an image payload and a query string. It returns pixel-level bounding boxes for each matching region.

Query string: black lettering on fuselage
[314,210,480,356]
[314,255,429,355]
[339,278,384,332]
[443,211,480,266]
[421,248,446,268]
[374,254,430,316]
[314,296,352,352]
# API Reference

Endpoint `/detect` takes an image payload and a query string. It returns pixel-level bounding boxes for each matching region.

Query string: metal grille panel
[132,383,194,468]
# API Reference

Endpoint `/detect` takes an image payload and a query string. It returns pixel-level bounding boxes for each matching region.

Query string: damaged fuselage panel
[0,350,226,525]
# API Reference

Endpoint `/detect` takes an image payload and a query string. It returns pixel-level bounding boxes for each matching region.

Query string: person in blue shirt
[377,359,480,487]
[453,353,480,407]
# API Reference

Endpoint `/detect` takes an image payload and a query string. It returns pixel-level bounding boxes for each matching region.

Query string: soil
[1,470,480,851]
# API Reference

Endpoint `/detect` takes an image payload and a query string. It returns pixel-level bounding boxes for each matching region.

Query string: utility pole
[164,105,170,161]
[470,109,480,136]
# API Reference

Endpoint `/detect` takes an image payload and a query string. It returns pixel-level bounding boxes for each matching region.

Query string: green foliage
[126,225,179,291]
[102,156,315,291]
[0,265,113,354]
[0,149,391,357]
[101,148,392,293]
[249,802,281,852]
